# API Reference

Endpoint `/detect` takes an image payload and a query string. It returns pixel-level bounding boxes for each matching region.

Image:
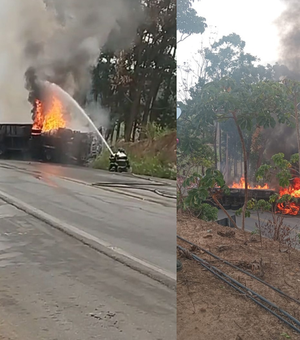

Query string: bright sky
[177,0,286,99]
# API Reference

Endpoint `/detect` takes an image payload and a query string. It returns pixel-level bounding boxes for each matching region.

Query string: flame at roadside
[277,178,300,216]
[230,177,300,216]
[230,177,271,190]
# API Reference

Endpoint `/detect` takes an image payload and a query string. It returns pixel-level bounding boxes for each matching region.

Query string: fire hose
[178,243,300,334]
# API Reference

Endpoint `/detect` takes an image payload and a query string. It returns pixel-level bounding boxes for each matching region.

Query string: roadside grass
[92,149,176,179]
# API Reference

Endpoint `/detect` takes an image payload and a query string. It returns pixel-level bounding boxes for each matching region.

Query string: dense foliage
[91,0,176,142]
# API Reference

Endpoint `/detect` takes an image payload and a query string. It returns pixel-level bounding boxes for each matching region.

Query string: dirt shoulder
[177,213,300,340]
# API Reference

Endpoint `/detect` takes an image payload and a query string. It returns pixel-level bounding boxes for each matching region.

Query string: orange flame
[42,96,66,132]
[277,178,300,215]
[32,96,66,133]
[277,202,299,216]
[230,177,271,190]
[229,177,300,216]
[32,99,43,130]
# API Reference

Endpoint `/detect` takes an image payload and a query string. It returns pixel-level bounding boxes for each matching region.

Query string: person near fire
[109,148,130,172]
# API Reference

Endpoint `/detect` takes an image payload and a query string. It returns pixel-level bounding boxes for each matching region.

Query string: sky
[177,0,286,100]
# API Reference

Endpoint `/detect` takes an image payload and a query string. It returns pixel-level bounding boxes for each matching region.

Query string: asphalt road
[218,209,300,233]
[0,199,175,339]
[0,160,176,278]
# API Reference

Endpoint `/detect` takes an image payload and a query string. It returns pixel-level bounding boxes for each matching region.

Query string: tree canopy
[177,0,207,43]
[177,31,300,228]
[91,0,176,142]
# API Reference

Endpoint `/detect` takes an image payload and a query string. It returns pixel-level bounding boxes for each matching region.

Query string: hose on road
[92,182,176,199]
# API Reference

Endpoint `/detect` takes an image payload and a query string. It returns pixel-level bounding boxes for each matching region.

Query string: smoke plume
[261,2,300,160]
[277,0,300,79]
[0,0,141,124]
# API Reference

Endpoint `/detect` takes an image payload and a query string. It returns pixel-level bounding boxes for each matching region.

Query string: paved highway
[0,160,176,278]
[218,209,300,233]
[0,199,175,339]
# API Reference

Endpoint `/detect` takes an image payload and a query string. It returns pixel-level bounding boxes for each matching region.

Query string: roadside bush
[92,149,176,179]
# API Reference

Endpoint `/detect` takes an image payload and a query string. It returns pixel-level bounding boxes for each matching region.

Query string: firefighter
[109,148,130,172]
[109,152,118,172]
[115,148,130,172]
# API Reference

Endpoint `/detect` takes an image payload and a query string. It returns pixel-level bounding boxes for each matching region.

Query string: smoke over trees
[0,0,176,141]
[92,0,176,142]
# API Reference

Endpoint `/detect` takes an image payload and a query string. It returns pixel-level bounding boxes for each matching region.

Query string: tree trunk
[211,194,238,229]
[214,123,218,169]
[240,154,243,177]
[219,124,222,167]
[140,78,161,139]
[232,111,248,232]
[116,120,121,141]
[256,145,265,170]
[294,96,300,174]
[234,157,237,177]
[225,134,229,182]
[132,120,138,142]
[124,88,142,142]
[105,128,111,141]
[110,124,115,145]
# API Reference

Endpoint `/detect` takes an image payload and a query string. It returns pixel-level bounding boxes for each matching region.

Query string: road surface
[0,199,175,339]
[0,160,176,279]
[218,209,300,233]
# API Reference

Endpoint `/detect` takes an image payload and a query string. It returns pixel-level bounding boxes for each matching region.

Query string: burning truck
[0,68,130,171]
[29,94,95,164]
[220,177,300,216]
[0,87,97,165]
[182,175,300,217]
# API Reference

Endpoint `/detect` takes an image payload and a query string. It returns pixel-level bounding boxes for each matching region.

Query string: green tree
[192,77,289,230]
[177,0,207,43]
[178,34,279,173]
[92,0,176,142]
[256,152,299,188]
[181,169,238,227]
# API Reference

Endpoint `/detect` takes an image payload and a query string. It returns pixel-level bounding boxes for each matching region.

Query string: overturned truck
[0,124,32,159]
[219,188,276,210]
[0,123,95,165]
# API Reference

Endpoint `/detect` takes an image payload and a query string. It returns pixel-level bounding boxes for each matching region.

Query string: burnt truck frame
[213,188,277,210]
[0,123,94,165]
[0,124,32,159]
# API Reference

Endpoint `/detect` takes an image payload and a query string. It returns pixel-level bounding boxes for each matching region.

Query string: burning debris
[229,177,272,190]
[226,176,300,216]
[278,178,300,215]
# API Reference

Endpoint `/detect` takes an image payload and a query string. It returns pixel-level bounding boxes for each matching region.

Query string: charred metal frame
[220,188,276,209]
[0,124,94,165]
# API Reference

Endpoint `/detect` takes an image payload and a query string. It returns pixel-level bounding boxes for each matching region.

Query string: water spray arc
[48,82,114,156]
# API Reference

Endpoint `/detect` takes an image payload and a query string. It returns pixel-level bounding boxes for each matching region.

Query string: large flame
[277,178,300,216]
[43,96,66,132]
[230,177,271,190]
[230,177,300,215]
[32,96,66,132]
[32,99,43,131]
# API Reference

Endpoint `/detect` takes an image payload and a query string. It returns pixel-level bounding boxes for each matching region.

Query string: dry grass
[177,212,300,340]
